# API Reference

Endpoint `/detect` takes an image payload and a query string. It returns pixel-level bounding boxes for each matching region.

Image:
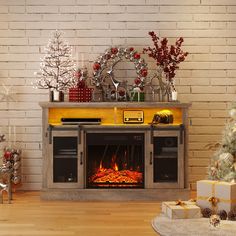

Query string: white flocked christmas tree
[208,106,236,182]
[34,30,76,92]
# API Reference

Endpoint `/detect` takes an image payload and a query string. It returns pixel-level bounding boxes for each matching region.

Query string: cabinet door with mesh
[146,129,184,189]
[48,130,84,189]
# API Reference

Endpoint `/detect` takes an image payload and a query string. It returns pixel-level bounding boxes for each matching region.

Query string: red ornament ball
[4,151,12,160]
[134,53,140,59]
[129,47,134,51]
[134,78,141,85]
[140,69,148,77]
[93,63,101,71]
[111,47,118,54]
[118,90,125,96]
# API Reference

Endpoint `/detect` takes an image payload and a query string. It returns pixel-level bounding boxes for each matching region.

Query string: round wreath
[92,47,148,89]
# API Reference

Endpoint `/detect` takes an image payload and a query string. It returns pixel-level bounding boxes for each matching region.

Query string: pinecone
[201,208,212,218]
[228,210,236,221]
[217,210,227,220]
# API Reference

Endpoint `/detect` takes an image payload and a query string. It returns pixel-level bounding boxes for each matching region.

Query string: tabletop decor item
[92,47,148,102]
[34,30,77,102]
[209,214,221,229]
[69,67,93,102]
[143,31,188,101]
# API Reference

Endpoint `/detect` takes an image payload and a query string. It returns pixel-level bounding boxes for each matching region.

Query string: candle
[171,91,178,101]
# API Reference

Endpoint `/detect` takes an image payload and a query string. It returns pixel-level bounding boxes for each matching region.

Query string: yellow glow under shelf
[48,107,183,125]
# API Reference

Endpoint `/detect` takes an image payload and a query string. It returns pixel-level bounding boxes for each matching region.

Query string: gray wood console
[39,102,191,200]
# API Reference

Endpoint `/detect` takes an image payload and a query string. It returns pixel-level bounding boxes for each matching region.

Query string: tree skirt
[152,215,236,236]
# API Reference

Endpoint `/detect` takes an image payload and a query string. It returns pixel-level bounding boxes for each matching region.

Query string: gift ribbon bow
[208,196,219,207]
[175,200,186,207]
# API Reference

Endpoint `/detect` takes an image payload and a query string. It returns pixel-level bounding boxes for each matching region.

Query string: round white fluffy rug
[152,215,236,236]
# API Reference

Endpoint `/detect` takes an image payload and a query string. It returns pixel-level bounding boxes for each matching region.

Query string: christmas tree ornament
[228,209,236,221]
[219,153,234,166]
[34,30,76,101]
[230,108,236,120]
[201,208,212,218]
[217,210,227,220]
[209,214,221,228]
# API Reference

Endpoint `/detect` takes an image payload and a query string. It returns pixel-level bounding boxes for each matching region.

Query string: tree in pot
[34,30,76,102]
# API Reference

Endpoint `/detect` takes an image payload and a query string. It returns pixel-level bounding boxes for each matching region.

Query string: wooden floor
[0,191,160,236]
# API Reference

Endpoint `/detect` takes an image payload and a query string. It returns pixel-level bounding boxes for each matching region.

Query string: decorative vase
[50,90,64,102]
[92,87,104,102]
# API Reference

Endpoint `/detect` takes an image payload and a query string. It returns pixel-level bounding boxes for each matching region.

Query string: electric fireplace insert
[86,132,145,188]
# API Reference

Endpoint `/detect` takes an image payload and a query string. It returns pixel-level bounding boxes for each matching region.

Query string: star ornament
[0,83,16,102]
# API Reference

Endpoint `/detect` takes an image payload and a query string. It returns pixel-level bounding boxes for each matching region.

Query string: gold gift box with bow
[196,180,236,213]
[161,200,201,219]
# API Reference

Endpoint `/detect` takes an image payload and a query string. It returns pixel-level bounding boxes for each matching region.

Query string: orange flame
[99,160,103,169]
[114,163,118,171]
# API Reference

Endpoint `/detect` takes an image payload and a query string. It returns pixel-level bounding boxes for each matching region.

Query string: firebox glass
[86,133,144,188]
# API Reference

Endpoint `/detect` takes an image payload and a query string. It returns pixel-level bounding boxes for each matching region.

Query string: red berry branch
[143,31,188,89]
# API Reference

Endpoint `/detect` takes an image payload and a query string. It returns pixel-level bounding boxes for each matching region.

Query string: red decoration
[143,31,188,82]
[140,69,148,77]
[78,80,86,88]
[129,47,134,51]
[134,53,140,59]
[4,151,11,160]
[135,78,141,85]
[111,47,118,54]
[118,90,125,96]
[93,63,101,71]
[69,87,93,102]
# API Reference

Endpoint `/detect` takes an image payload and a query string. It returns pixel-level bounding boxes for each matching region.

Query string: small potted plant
[143,31,188,101]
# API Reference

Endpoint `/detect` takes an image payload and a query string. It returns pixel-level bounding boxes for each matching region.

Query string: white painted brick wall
[0,0,235,191]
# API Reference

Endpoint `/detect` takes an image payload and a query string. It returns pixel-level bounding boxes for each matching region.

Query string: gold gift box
[161,201,201,219]
[196,180,236,212]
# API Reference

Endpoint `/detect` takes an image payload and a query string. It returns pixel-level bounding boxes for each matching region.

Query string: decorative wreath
[92,47,148,89]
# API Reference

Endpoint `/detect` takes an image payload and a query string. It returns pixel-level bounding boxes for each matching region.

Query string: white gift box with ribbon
[161,201,201,219]
[196,180,236,212]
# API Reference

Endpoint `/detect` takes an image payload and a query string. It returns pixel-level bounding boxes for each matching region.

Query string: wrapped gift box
[78,88,93,102]
[161,201,201,219]
[69,88,79,102]
[69,87,93,102]
[196,180,236,212]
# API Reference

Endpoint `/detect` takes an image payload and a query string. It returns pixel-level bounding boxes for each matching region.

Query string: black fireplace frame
[85,131,145,189]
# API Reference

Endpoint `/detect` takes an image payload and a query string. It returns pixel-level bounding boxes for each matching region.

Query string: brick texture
[0,0,235,190]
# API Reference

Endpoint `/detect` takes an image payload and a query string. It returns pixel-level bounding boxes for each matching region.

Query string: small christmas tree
[208,106,236,182]
[34,30,76,92]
